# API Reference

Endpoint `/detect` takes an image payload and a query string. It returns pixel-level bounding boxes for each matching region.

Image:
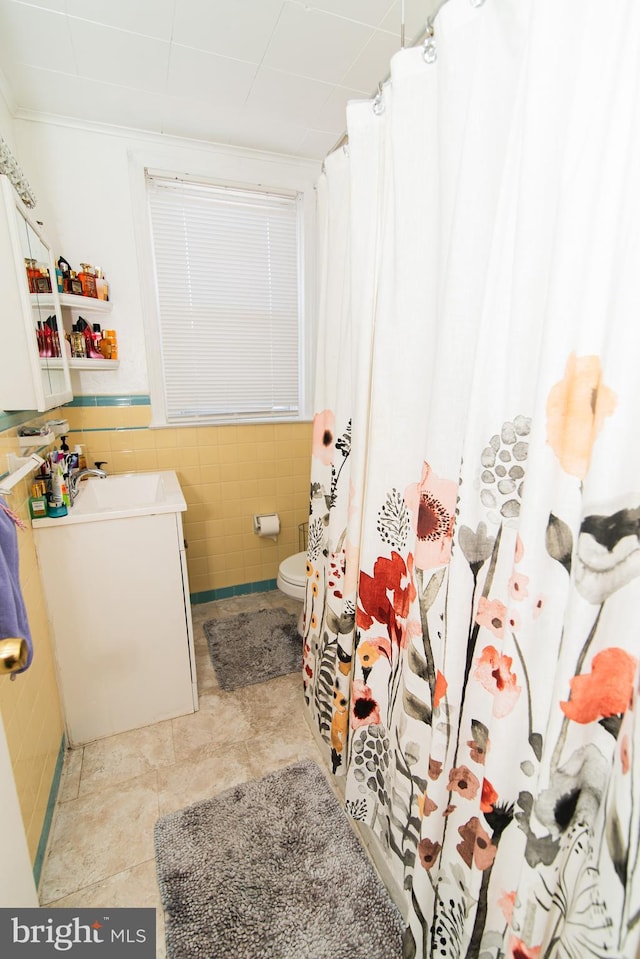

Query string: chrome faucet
[69,466,108,502]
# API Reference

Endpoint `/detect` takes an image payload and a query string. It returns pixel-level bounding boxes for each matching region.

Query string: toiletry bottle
[60,456,70,509]
[92,324,103,354]
[42,320,53,358]
[77,316,103,358]
[62,454,72,508]
[25,258,38,292]
[95,268,108,301]
[78,264,97,298]
[60,435,69,453]
[99,331,112,359]
[58,256,71,293]
[74,445,87,470]
[70,324,86,358]
[103,330,118,360]
[29,480,48,519]
[48,453,68,516]
[50,316,61,357]
[38,267,52,293]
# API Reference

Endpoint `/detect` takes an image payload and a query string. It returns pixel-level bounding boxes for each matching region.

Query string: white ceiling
[0,0,442,160]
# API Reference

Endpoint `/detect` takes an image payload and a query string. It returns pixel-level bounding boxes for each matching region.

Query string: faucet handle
[94,461,108,470]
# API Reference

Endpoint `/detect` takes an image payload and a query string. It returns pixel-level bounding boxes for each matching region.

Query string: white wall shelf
[69,358,119,370]
[32,292,112,314]
[46,358,120,370]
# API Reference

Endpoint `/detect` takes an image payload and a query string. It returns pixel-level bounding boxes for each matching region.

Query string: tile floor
[38,590,324,956]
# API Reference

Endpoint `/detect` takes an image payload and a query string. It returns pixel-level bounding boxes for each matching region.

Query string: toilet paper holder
[253,513,280,541]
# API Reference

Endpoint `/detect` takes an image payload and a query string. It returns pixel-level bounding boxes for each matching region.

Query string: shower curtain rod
[328,0,451,156]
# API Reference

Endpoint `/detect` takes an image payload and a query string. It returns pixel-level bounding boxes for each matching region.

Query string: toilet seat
[277,551,307,601]
[278,551,306,587]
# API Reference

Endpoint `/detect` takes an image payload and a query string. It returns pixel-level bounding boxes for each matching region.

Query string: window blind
[146,173,302,424]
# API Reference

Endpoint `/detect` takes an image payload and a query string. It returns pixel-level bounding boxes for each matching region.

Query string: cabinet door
[0,175,72,411]
[34,512,196,745]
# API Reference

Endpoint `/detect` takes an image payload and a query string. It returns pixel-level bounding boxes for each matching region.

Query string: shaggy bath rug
[203,606,300,690]
[155,759,404,959]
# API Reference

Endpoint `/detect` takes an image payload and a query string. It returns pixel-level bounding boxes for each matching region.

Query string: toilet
[277,551,307,635]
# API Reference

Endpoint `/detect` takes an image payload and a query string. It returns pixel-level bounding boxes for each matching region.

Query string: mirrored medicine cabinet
[0,173,72,412]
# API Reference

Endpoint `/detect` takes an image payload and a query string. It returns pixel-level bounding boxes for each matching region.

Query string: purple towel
[0,498,33,673]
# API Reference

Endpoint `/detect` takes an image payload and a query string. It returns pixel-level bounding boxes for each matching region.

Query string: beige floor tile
[157,742,255,816]
[79,722,175,796]
[194,649,219,696]
[40,772,160,904]
[57,746,84,803]
[47,860,166,958]
[171,689,254,759]
[192,591,299,631]
[237,671,307,733]
[245,718,324,779]
[40,590,316,953]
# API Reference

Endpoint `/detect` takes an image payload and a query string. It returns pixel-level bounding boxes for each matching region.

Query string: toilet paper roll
[254,513,280,540]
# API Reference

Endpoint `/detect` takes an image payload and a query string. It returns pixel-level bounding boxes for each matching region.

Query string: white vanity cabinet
[0,175,72,411]
[32,472,198,745]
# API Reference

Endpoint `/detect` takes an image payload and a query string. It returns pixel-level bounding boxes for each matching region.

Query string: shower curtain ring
[372,81,385,116]
[422,20,437,64]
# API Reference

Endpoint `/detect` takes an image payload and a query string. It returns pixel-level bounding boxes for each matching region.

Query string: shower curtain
[302,0,640,957]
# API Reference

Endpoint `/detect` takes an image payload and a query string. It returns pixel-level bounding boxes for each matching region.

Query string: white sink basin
[80,472,164,511]
[32,470,187,527]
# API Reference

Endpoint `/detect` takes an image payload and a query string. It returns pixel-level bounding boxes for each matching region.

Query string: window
[146,171,304,425]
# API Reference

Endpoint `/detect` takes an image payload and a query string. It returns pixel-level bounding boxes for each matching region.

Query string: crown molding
[12,107,322,172]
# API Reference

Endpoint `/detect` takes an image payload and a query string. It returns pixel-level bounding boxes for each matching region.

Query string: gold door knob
[0,638,29,675]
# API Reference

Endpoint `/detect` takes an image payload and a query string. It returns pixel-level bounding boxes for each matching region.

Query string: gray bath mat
[203,606,300,690]
[154,759,404,959]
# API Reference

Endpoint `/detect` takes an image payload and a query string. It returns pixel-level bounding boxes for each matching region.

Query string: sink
[79,472,164,510]
[31,470,187,527]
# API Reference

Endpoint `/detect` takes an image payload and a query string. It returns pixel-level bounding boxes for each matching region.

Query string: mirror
[0,174,72,412]
[18,212,67,400]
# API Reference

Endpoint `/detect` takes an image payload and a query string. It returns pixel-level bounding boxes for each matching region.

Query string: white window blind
[146,173,302,425]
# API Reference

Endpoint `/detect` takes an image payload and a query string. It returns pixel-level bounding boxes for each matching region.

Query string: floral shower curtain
[303,0,640,957]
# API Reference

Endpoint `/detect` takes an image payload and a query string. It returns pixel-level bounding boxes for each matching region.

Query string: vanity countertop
[31,470,186,527]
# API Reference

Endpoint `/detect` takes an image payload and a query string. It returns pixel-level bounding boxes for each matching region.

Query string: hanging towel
[0,497,33,674]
